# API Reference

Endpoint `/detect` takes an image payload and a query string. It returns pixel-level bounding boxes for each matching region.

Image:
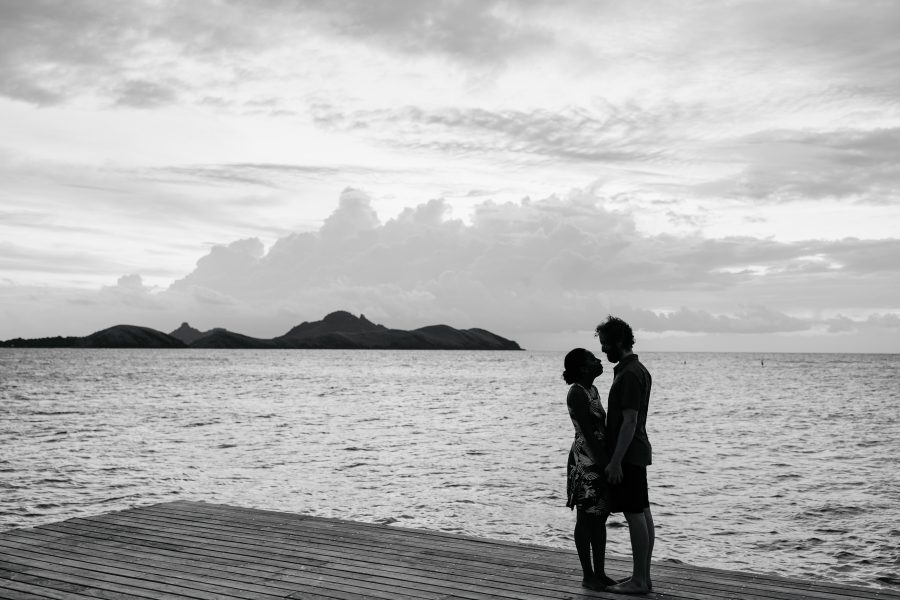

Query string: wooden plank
[0,549,273,600]
[0,537,303,600]
[160,500,551,551]
[161,498,900,600]
[157,500,565,560]
[0,557,200,600]
[36,515,835,600]
[119,503,880,600]
[3,524,536,597]
[0,533,432,600]
[90,508,582,583]
[53,515,570,600]
[0,576,124,600]
[112,504,568,573]
[1,501,897,600]
[7,525,560,600]
[56,505,886,600]
[175,502,899,600]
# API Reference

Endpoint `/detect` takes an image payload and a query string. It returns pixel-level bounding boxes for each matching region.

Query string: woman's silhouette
[563,348,615,590]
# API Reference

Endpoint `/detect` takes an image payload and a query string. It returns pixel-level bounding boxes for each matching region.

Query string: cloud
[319,187,382,240]
[93,274,166,310]
[4,0,900,119]
[0,2,278,105]
[826,312,900,334]
[0,241,122,275]
[4,2,899,352]
[154,189,899,338]
[2,187,898,349]
[177,238,266,292]
[706,128,900,205]
[114,79,182,108]
[0,2,172,105]
[4,0,899,220]
[617,306,810,335]
[0,1,552,107]
[296,0,555,64]
[311,104,665,165]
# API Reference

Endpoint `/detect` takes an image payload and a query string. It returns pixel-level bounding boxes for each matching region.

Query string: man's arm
[606,408,638,484]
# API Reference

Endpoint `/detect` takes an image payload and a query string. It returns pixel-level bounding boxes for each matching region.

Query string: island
[1,311,523,350]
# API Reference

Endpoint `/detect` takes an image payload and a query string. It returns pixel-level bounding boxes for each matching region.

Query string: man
[596,316,654,595]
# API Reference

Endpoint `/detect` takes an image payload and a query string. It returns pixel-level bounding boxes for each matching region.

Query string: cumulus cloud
[2,188,898,348]
[92,274,166,310]
[320,188,382,240]
[174,238,266,294]
[154,189,900,340]
[112,273,145,290]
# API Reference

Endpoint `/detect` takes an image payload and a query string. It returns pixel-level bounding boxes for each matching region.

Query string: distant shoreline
[0,310,523,351]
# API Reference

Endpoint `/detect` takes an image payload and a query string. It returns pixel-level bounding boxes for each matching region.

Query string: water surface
[1,349,898,589]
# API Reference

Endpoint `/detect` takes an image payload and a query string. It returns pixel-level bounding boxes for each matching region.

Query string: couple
[564,316,654,594]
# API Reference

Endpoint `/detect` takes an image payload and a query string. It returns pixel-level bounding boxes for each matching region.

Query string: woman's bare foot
[612,576,653,590]
[606,579,652,595]
[596,574,618,588]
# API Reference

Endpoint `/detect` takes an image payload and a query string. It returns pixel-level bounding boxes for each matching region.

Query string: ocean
[1,348,898,590]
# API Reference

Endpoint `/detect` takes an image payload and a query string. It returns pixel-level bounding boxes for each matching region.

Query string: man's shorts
[608,463,649,514]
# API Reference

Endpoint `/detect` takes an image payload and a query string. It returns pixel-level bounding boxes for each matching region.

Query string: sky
[1,1,899,352]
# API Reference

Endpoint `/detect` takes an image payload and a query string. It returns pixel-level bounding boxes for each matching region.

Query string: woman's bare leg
[574,509,595,585]
[590,511,616,587]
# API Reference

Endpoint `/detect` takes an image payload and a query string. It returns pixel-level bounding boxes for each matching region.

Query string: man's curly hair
[594,315,635,350]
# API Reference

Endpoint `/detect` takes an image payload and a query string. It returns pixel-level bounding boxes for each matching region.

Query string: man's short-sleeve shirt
[606,354,652,466]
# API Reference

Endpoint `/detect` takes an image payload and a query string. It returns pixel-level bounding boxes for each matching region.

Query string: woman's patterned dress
[566,383,610,514]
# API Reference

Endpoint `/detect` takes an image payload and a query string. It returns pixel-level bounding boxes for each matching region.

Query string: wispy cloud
[700,128,900,205]
[155,162,405,188]
[311,104,668,165]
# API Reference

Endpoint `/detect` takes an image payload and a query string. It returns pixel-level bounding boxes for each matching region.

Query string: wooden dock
[0,501,896,600]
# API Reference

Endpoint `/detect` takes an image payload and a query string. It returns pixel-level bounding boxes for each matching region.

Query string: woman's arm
[567,386,605,463]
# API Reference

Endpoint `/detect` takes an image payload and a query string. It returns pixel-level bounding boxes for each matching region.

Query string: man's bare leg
[606,511,651,595]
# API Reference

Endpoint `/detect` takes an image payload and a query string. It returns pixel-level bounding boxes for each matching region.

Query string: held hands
[605,461,623,484]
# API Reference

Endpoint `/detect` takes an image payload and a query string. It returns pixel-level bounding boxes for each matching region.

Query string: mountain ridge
[1,311,523,350]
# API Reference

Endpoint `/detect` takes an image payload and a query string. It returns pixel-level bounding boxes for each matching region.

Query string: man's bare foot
[606,579,651,595]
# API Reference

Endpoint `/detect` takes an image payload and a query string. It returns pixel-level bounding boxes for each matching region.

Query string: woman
[564,348,616,590]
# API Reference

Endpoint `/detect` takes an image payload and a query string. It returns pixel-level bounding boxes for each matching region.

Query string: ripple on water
[1,349,899,592]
